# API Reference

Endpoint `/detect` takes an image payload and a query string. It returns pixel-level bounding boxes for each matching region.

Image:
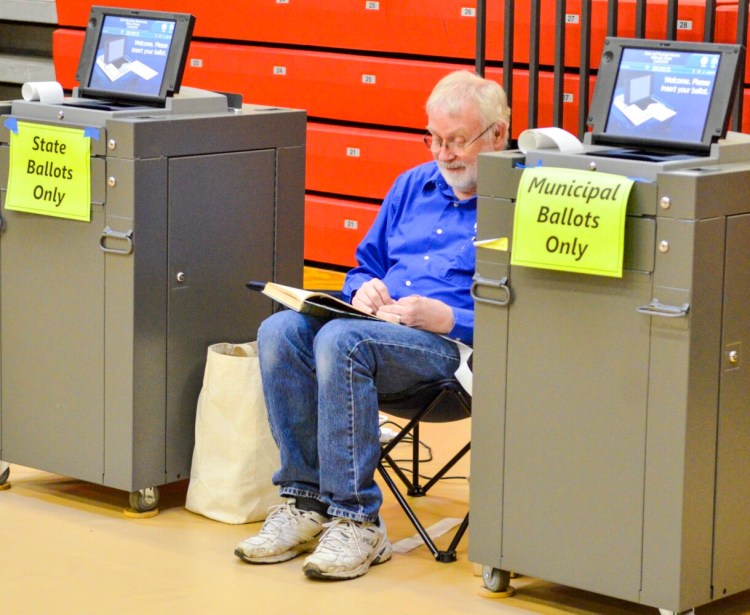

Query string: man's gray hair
[426,70,511,144]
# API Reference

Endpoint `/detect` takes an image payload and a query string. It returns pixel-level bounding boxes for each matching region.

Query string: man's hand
[377,295,454,334]
[351,278,394,314]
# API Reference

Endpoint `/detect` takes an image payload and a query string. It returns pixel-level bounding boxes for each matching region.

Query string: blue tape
[84,126,101,140]
[3,117,18,134]
[514,159,543,169]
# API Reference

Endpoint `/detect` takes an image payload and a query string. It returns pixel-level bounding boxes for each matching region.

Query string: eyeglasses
[423,123,496,154]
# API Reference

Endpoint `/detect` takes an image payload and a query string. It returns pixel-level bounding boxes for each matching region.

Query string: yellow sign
[474,237,508,251]
[510,167,633,277]
[4,119,92,222]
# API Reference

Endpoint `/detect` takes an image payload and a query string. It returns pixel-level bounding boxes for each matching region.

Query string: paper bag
[186,342,282,523]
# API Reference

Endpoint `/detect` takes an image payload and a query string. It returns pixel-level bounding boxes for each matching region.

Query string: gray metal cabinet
[470,135,750,613]
[0,90,305,502]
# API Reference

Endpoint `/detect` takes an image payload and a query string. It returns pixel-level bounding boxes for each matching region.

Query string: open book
[252,281,383,321]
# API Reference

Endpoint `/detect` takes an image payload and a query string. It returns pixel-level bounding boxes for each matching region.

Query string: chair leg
[420,442,471,493]
[410,422,424,495]
[443,513,469,561]
[383,440,470,497]
[381,451,418,494]
[380,417,426,496]
[377,462,468,563]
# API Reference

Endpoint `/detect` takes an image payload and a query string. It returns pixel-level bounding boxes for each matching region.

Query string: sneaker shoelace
[317,519,369,557]
[258,502,304,537]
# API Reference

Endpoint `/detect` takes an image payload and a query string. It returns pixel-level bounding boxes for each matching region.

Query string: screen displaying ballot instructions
[605,46,721,144]
[89,14,176,97]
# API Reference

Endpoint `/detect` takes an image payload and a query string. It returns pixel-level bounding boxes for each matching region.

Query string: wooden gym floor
[3,420,750,614]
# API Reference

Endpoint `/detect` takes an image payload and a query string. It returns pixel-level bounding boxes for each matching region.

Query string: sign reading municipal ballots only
[511,166,633,277]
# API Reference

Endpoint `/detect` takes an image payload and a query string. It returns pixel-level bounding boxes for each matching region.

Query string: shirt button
[423,255,430,261]
[453,203,459,208]
[436,229,443,234]
[405,280,412,287]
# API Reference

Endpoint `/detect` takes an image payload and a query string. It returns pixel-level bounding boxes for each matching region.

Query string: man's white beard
[438,160,478,195]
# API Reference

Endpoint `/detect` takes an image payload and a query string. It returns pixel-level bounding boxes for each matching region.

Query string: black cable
[379,421,469,482]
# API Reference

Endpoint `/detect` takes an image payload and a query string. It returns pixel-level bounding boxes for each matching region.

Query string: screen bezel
[588,37,744,155]
[75,6,196,107]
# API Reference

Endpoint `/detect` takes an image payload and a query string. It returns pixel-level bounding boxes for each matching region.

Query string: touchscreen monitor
[588,38,744,155]
[75,6,195,107]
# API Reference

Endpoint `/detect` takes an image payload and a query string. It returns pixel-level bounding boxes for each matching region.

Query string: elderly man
[236,69,511,580]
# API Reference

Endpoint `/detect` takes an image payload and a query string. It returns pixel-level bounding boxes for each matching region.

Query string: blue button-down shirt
[342,161,476,345]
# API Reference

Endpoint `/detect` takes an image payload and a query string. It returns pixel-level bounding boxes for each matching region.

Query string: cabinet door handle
[99,226,134,255]
[635,300,690,318]
[471,274,511,307]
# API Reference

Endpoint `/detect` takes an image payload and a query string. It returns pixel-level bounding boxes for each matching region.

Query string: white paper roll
[517,126,585,154]
[21,81,65,105]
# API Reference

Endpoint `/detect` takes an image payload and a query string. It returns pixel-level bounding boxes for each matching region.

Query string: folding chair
[377,378,471,563]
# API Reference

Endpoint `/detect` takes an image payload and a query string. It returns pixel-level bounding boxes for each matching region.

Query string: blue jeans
[257,310,461,523]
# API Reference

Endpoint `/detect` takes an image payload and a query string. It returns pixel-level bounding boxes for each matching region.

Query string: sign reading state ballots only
[511,166,634,278]
[4,119,92,222]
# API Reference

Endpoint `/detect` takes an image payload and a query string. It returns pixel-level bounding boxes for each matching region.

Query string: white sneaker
[235,500,327,564]
[302,517,392,580]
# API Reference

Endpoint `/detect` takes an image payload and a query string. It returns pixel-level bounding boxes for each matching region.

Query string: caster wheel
[128,486,160,513]
[478,566,514,598]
